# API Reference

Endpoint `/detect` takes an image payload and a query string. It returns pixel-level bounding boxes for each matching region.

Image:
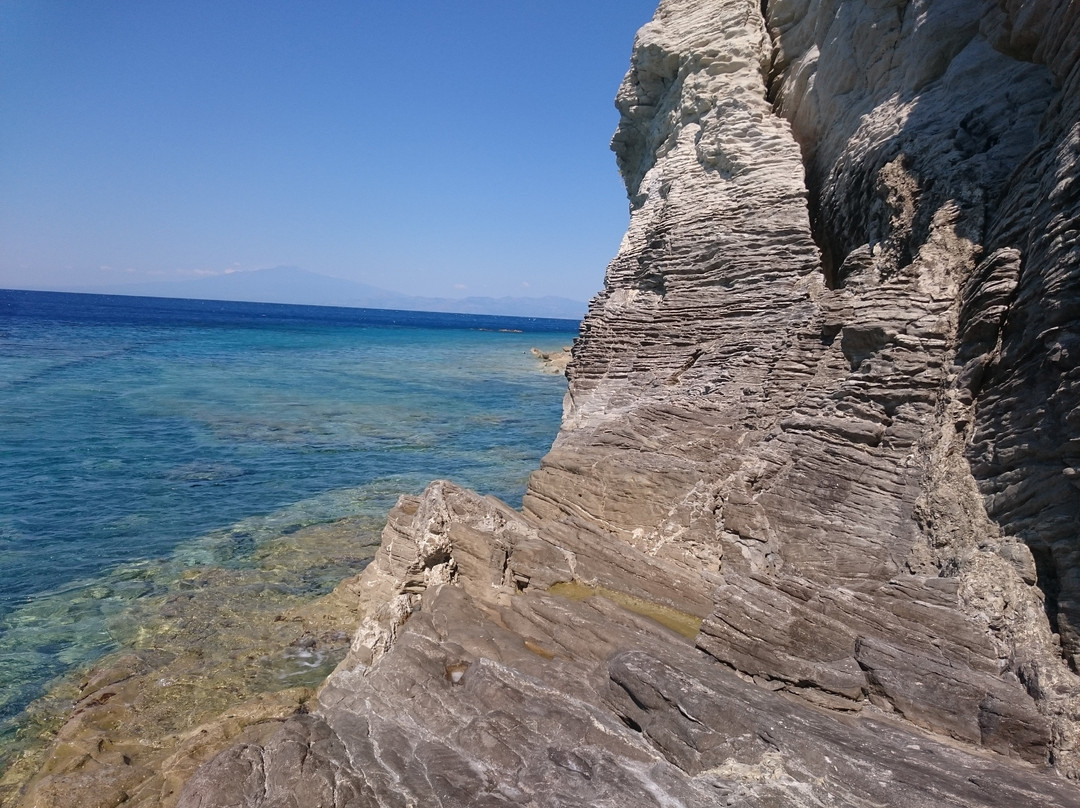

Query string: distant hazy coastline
[16,265,591,320]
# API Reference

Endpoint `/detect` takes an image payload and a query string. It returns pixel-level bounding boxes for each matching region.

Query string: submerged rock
[530,346,572,374]
[0,518,381,807]
[14,0,1080,805]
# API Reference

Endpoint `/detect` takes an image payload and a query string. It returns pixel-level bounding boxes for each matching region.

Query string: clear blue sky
[0,1,658,303]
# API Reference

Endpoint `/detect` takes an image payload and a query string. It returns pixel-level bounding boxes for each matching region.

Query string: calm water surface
[0,289,576,738]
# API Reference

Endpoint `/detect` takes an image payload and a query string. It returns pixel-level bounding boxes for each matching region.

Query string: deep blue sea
[0,289,576,739]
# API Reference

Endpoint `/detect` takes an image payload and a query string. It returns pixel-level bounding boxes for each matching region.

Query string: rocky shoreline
[0,517,383,807]
[8,0,1080,805]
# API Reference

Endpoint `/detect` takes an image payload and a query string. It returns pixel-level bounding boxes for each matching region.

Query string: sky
[0,0,659,304]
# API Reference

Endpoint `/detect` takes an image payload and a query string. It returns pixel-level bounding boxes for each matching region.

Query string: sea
[0,289,577,768]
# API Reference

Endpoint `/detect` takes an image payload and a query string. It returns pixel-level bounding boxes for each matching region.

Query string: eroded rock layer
[16,0,1080,806]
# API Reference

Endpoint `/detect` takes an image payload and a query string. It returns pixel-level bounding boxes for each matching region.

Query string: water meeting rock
[177,0,1080,805]
[17,0,1080,805]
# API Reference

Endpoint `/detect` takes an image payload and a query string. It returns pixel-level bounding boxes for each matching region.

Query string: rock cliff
[16,0,1080,805]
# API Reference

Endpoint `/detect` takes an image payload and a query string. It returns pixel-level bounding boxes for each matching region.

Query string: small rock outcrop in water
[530,345,573,374]
[18,0,1080,805]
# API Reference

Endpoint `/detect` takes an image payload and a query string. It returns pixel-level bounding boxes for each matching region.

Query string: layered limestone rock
[533,0,1080,774]
[16,0,1080,805]
[178,483,1080,807]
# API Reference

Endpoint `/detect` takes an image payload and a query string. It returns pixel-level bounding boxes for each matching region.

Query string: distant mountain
[77,266,589,320]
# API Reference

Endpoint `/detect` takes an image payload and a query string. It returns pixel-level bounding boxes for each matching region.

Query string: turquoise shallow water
[0,289,576,735]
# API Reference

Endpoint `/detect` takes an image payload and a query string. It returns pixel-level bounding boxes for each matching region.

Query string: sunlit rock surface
[15,0,1080,805]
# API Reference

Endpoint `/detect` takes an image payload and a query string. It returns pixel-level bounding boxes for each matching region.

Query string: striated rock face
[62,0,1080,806]
[534,0,1080,777]
[177,483,1080,807]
